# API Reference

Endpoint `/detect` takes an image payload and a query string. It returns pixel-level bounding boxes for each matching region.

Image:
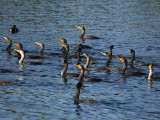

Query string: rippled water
[0,0,160,119]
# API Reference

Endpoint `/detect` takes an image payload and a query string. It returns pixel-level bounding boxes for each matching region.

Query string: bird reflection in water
[148,80,153,90]
[61,77,68,84]
[74,82,99,105]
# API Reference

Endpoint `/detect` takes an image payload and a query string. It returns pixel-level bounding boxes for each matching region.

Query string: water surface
[0,0,160,120]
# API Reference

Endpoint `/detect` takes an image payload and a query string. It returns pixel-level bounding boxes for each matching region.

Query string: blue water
[0,0,160,119]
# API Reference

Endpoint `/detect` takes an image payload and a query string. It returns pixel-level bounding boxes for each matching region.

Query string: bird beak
[58,38,64,43]
[59,43,65,47]
[14,49,21,53]
[35,42,40,45]
[149,64,153,69]
[13,42,20,47]
[117,57,124,62]
[3,37,9,41]
[100,52,106,56]
[61,58,64,61]
[74,64,81,69]
[59,43,63,46]
[75,26,82,30]
[83,53,87,57]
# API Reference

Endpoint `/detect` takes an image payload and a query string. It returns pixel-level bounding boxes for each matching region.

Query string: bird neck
[19,51,25,64]
[19,44,23,50]
[110,48,113,56]
[105,59,111,68]
[105,54,111,68]
[129,52,135,65]
[77,49,81,63]
[148,67,153,80]
[80,29,85,39]
[74,82,82,104]
[121,59,128,74]
[78,67,85,81]
[40,45,44,56]
[63,43,69,55]
[74,88,80,104]
[84,56,90,69]
[6,41,12,51]
[66,44,69,53]
[62,43,69,60]
[61,61,68,76]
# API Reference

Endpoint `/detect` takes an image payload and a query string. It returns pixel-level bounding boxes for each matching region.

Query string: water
[0,0,160,119]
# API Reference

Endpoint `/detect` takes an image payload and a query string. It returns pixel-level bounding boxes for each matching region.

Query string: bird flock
[1,25,160,104]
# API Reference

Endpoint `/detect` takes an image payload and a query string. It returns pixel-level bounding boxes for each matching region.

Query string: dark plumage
[0,81,15,85]
[0,69,13,73]
[3,37,13,52]
[61,59,79,77]
[35,42,61,56]
[74,64,102,82]
[129,48,152,66]
[117,56,146,76]
[76,26,100,39]
[14,42,42,59]
[10,25,18,33]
